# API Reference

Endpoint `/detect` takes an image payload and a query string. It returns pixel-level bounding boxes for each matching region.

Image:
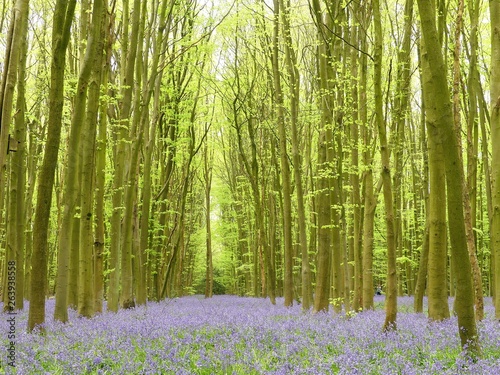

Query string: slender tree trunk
[479,99,494,303]
[413,45,430,313]
[2,0,29,312]
[349,1,362,311]
[310,0,335,314]
[28,0,77,332]
[24,111,40,302]
[362,165,376,311]
[67,206,80,309]
[109,0,140,311]
[373,0,397,330]
[13,16,28,310]
[417,0,480,355]
[78,0,105,318]
[425,120,450,321]
[137,0,170,305]
[94,103,106,313]
[120,0,146,310]
[392,0,413,296]
[94,8,112,313]
[204,139,213,298]
[66,0,86,312]
[420,23,449,321]
[54,0,103,322]
[271,0,293,307]
[489,0,500,322]
[452,0,484,321]
[278,0,312,311]
[0,0,27,312]
[0,0,29,197]
[358,9,375,311]
[234,110,275,303]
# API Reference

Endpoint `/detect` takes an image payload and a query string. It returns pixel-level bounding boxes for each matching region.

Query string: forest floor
[0,295,499,374]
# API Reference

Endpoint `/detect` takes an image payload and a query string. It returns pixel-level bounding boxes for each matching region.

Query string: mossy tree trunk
[271,0,293,307]
[417,0,480,355]
[28,0,77,332]
[489,0,500,321]
[373,0,398,331]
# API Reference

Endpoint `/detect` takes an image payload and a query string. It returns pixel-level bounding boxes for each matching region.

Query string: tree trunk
[310,0,335,314]
[489,0,500,322]
[420,24,450,321]
[417,0,480,355]
[78,0,105,318]
[54,0,103,323]
[204,138,213,298]
[94,8,112,313]
[413,44,430,313]
[425,119,450,321]
[120,0,146,310]
[271,0,293,307]
[28,0,77,332]
[392,0,413,296]
[358,10,375,311]
[373,0,398,330]
[452,0,484,321]
[2,0,29,312]
[349,1,362,312]
[13,15,28,310]
[0,0,29,198]
[278,0,312,311]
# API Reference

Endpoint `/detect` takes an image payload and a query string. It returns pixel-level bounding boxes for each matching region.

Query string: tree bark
[310,0,335,314]
[452,0,484,321]
[417,0,480,355]
[54,0,103,323]
[271,0,293,307]
[78,0,105,318]
[373,0,397,331]
[419,22,450,321]
[28,0,77,332]
[359,7,375,311]
[2,0,29,312]
[204,138,214,298]
[0,0,29,198]
[425,119,450,321]
[489,0,500,322]
[278,0,312,311]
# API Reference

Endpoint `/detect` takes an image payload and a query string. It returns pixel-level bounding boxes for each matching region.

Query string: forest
[0,0,500,372]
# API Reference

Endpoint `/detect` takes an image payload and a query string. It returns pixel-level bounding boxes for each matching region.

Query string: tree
[359,4,375,312]
[391,0,413,296]
[417,0,480,355]
[373,0,397,330]
[418,18,450,321]
[204,132,214,298]
[349,0,363,312]
[28,0,77,332]
[78,0,106,318]
[54,0,104,322]
[0,0,29,201]
[452,0,483,320]
[278,0,312,311]
[271,0,293,307]
[490,0,500,321]
[423,77,450,321]
[1,0,29,313]
[310,0,333,314]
